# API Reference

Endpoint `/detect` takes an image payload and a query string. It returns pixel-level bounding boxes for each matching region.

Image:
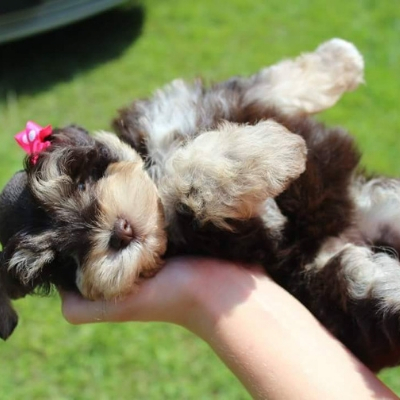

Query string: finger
[59,284,154,324]
[60,291,112,324]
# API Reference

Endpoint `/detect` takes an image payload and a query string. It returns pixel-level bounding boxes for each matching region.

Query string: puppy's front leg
[160,120,307,231]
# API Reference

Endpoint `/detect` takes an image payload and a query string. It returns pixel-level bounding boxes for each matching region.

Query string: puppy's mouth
[138,267,161,279]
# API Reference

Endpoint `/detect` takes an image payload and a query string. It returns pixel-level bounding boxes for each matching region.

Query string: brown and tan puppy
[4,39,399,372]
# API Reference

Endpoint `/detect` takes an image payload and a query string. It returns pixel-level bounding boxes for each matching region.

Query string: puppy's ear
[0,291,18,340]
[0,171,31,247]
[0,255,18,340]
[5,232,56,287]
[1,170,55,290]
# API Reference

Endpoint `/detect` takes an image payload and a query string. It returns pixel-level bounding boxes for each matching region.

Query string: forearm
[186,266,398,400]
[61,258,398,399]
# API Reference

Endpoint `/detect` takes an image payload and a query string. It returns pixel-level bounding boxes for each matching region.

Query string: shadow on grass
[0,3,145,100]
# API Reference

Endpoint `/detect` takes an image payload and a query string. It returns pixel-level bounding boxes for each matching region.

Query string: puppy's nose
[110,218,135,250]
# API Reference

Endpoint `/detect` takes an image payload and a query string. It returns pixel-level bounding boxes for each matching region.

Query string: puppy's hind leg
[243,38,364,115]
[353,177,400,253]
[304,239,400,371]
[160,120,307,231]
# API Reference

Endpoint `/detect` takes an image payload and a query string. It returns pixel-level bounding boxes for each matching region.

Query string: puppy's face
[2,126,167,303]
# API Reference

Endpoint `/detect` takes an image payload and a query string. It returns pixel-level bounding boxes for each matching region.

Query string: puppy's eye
[77,183,86,191]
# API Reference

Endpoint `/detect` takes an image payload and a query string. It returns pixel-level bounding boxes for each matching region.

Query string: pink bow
[15,121,52,164]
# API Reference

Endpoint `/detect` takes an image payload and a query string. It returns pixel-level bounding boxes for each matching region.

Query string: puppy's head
[0,126,167,323]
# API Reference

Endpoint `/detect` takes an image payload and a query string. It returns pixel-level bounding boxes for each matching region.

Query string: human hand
[60,257,261,335]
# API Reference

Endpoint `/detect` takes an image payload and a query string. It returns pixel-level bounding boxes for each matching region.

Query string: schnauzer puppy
[2,39,400,372]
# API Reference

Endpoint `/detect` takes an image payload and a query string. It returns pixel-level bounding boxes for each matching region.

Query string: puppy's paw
[315,38,364,91]
[353,177,400,250]
[161,120,307,230]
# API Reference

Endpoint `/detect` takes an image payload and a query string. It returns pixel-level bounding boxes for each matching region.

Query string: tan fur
[160,120,307,230]
[77,161,166,300]
[244,38,364,115]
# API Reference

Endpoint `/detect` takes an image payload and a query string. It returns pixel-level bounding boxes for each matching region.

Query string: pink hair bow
[15,121,52,164]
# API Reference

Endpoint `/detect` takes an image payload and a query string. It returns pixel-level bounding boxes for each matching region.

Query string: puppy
[4,39,399,372]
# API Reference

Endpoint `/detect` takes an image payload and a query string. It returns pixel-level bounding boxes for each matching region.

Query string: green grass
[0,0,399,398]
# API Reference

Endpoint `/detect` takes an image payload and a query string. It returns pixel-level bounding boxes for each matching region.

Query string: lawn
[0,0,399,398]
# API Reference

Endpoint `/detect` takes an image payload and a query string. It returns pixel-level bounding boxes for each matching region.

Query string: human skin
[60,258,399,400]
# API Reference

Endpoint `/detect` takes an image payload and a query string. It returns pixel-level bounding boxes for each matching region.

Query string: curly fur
[2,39,400,372]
